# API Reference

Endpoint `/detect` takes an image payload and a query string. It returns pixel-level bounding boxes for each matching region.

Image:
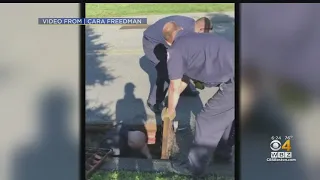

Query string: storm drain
[86,148,112,179]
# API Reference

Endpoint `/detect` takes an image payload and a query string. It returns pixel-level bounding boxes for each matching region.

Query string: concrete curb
[99,157,234,177]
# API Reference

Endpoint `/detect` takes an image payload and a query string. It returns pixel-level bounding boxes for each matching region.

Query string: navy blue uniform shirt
[167,31,234,86]
[143,15,195,45]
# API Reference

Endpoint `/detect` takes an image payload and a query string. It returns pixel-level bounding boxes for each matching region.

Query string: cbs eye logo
[270,139,292,151]
[270,140,282,151]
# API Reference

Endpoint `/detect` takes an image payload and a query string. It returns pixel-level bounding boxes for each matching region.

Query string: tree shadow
[86,26,115,86]
[86,100,113,122]
[207,13,234,42]
[12,87,78,180]
[86,26,116,122]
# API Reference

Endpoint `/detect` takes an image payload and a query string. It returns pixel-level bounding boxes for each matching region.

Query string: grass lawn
[90,171,234,180]
[86,3,234,17]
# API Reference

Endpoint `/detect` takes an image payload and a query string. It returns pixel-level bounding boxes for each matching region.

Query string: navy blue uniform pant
[142,36,196,106]
[188,79,235,176]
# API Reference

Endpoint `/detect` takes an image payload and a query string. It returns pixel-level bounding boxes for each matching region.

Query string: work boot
[171,160,209,178]
[212,147,234,164]
[213,154,233,164]
[171,160,193,176]
[147,102,163,114]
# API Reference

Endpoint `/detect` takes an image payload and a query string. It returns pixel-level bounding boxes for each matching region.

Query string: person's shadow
[208,13,234,42]
[115,82,147,125]
[114,82,155,179]
[12,88,78,180]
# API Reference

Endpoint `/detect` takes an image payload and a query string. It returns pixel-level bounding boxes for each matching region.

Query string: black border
[235,3,240,180]
[80,2,86,180]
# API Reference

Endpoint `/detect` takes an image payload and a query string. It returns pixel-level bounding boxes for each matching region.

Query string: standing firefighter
[161,22,234,177]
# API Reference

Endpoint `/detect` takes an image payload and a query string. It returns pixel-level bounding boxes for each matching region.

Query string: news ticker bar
[38,18,148,25]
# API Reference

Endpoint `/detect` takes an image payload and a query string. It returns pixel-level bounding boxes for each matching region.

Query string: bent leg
[153,44,169,104]
[188,82,235,175]
[143,38,161,106]
[214,120,235,161]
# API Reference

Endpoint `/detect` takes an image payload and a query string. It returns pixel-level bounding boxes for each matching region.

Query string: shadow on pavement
[86,100,113,122]
[207,13,234,42]
[86,27,156,178]
[139,56,157,100]
[114,83,154,179]
[116,82,147,125]
[12,87,78,180]
[86,26,115,86]
[86,26,116,122]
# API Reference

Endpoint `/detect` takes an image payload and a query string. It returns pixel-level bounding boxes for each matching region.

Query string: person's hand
[161,107,176,121]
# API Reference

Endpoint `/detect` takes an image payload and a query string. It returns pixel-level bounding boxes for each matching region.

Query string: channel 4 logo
[266,136,297,162]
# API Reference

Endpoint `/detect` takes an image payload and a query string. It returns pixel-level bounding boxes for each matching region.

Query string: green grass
[86,3,234,17]
[90,171,234,180]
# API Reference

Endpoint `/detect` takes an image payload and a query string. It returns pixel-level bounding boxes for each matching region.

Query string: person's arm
[167,79,181,115]
[166,48,186,115]
[167,76,189,114]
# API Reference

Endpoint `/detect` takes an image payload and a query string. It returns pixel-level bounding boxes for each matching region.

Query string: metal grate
[85,147,112,179]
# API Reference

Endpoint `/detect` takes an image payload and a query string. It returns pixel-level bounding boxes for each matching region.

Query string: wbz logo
[267,136,296,162]
[271,152,292,158]
[267,138,296,162]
